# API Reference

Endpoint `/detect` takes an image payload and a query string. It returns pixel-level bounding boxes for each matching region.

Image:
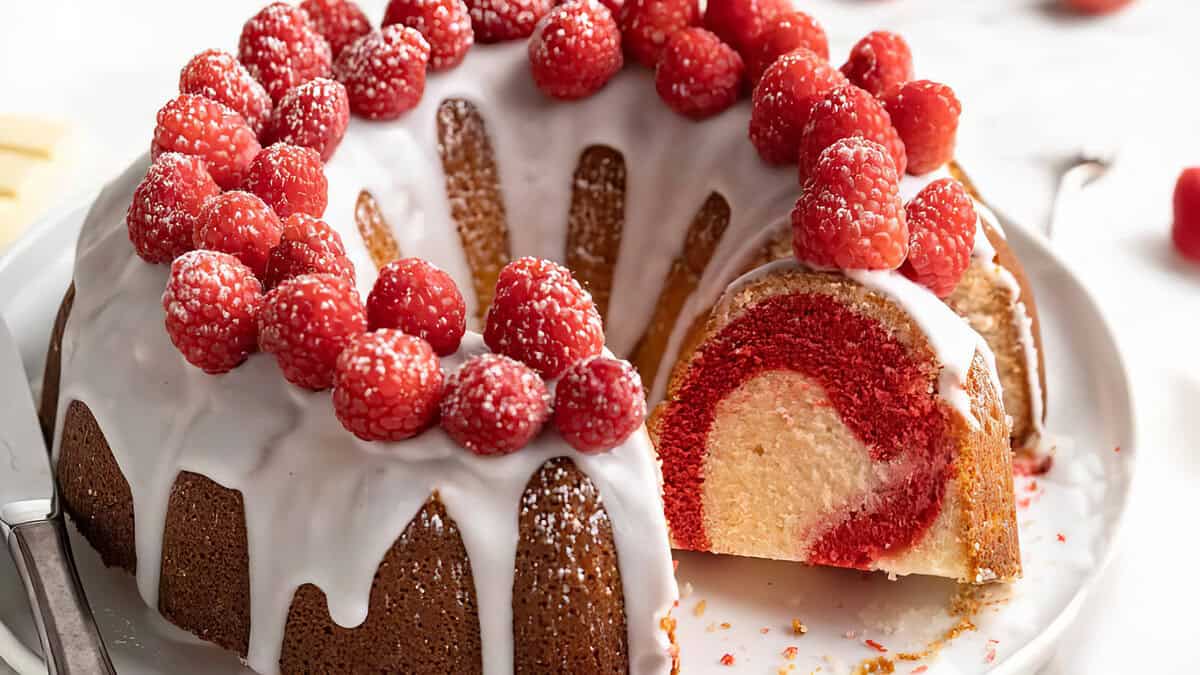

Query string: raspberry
[746,11,829,87]
[840,31,913,99]
[798,84,906,184]
[178,49,273,134]
[900,178,976,297]
[151,94,261,190]
[262,78,350,162]
[259,273,366,390]
[1064,0,1132,14]
[162,250,264,374]
[883,80,961,175]
[126,153,220,264]
[440,353,550,455]
[702,0,790,55]
[242,143,328,219]
[332,330,444,441]
[748,48,847,165]
[262,213,355,290]
[655,28,744,119]
[529,1,623,101]
[366,258,467,356]
[617,0,701,68]
[238,2,333,102]
[299,0,372,58]
[465,0,553,43]
[791,138,907,270]
[194,191,284,278]
[483,257,604,378]
[384,0,475,71]
[1172,168,1200,262]
[334,26,431,120]
[553,357,646,453]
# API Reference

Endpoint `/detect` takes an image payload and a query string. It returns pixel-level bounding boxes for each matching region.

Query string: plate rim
[0,198,1141,675]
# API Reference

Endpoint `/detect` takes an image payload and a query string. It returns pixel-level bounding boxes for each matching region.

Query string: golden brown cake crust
[567,145,626,320]
[437,98,512,320]
[159,471,251,656]
[281,496,484,673]
[630,192,730,388]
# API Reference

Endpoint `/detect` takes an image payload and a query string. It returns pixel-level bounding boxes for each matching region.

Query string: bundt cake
[40,0,1040,672]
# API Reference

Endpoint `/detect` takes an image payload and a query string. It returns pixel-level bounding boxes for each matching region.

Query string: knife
[0,317,114,674]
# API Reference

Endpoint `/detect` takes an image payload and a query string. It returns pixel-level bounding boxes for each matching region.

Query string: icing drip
[56,160,677,672]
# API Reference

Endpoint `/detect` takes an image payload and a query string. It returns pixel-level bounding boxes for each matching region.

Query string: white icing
[56,158,677,673]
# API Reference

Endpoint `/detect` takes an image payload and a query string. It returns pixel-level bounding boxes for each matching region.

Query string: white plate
[0,205,1135,675]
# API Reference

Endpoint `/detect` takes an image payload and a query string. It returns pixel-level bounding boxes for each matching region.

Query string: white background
[3,0,1199,671]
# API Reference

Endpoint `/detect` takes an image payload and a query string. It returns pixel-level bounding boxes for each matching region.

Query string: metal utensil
[0,318,114,675]
[1047,145,1117,239]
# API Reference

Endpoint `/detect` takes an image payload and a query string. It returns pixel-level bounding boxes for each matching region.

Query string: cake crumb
[792,618,808,635]
[720,653,735,666]
[865,639,888,653]
[720,622,732,630]
[693,599,707,616]
[783,646,799,659]
[911,667,928,674]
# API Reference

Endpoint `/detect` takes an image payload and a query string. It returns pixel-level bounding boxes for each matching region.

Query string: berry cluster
[791,137,977,297]
[128,1,651,453]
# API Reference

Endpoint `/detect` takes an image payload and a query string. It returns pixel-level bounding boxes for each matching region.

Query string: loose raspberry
[242,143,328,219]
[238,2,333,102]
[529,0,623,101]
[883,80,961,175]
[791,138,907,270]
[702,0,790,55]
[900,178,976,297]
[194,191,284,278]
[1172,168,1200,262]
[798,84,906,183]
[746,11,829,87]
[553,357,646,453]
[334,26,431,120]
[259,273,366,390]
[366,258,466,356]
[151,94,261,190]
[1064,0,1132,14]
[440,353,550,455]
[126,153,220,264]
[262,213,355,290]
[465,0,553,43]
[840,31,913,99]
[178,49,273,134]
[748,48,847,165]
[654,28,744,119]
[162,250,264,374]
[617,0,701,68]
[332,330,444,441]
[484,257,604,378]
[384,0,475,71]
[299,0,372,58]
[262,78,350,162]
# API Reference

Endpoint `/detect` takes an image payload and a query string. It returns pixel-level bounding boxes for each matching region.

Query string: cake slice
[651,265,1021,583]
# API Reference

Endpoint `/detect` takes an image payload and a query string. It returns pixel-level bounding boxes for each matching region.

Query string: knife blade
[0,317,115,674]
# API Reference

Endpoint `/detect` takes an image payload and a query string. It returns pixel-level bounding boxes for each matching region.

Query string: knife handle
[8,519,115,675]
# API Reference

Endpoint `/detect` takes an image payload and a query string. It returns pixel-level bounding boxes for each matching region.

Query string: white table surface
[3,0,1198,672]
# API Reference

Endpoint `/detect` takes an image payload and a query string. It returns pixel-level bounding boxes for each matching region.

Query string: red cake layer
[657,292,955,568]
